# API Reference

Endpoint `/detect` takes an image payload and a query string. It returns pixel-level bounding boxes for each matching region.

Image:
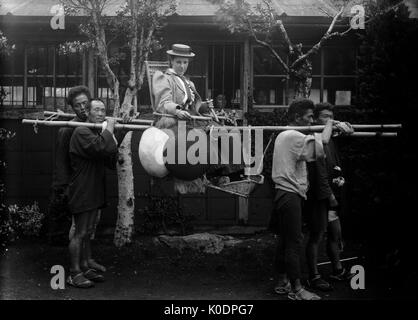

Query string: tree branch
[129,0,138,88]
[106,34,119,48]
[139,27,154,87]
[246,17,289,74]
[290,6,347,70]
[90,1,118,98]
[326,6,344,34]
[276,19,293,54]
[261,0,275,43]
[317,6,333,18]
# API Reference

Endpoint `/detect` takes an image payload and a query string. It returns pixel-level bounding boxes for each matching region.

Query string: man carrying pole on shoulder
[46,86,107,273]
[269,98,340,300]
[66,98,125,288]
[305,102,355,292]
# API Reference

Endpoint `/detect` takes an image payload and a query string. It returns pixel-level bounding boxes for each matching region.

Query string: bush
[0,202,45,243]
[137,193,195,236]
[1,128,45,250]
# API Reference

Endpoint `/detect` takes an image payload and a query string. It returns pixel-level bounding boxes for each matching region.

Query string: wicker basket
[207,174,264,198]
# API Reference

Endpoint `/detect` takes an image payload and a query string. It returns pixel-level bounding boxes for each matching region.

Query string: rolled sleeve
[297,134,315,162]
[296,133,325,162]
[314,132,325,160]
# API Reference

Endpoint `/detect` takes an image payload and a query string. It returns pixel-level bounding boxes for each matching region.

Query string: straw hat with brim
[166,44,195,58]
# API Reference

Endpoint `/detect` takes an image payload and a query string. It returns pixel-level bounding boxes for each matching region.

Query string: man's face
[295,109,314,126]
[316,109,334,125]
[88,100,106,123]
[71,94,89,121]
[171,57,189,76]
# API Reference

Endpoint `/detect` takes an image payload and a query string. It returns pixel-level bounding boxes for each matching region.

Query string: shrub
[136,193,195,236]
[0,202,45,243]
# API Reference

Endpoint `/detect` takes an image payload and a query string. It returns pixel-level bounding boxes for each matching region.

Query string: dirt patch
[0,232,387,300]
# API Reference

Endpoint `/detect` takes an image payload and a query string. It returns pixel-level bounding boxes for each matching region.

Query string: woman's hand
[120,113,133,124]
[207,99,214,109]
[175,109,192,120]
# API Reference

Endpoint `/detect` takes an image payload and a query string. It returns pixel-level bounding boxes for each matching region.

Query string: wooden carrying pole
[43,111,154,125]
[153,113,401,131]
[22,119,150,131]
[349,132,397,137]
[153,112,228,121]
[218,124,402,131]
[22,119,400,136]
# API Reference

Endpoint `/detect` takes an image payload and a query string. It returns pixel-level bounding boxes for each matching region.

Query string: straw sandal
[274,281,291,294]
[83,268,105,282]
[67,272,94,288]
[288,288,321,300]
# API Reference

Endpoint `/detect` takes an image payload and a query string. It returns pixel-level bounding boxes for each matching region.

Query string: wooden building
[0,0,360,229]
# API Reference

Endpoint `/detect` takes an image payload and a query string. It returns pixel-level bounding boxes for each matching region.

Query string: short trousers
[328,209,339,222]
[305,198,328,234]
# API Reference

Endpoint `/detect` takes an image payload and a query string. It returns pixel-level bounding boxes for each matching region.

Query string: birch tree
[62,0,175,247]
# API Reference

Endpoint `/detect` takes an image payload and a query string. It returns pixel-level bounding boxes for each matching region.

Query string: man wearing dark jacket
[46,86,90,245]
[305,103,354,292]
[47,86,107,274]
[67,99,119,288]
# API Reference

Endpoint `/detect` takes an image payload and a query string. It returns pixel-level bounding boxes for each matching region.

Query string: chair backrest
[145,60,170,110]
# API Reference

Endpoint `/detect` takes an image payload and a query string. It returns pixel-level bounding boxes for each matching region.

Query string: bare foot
[88,259,106,272]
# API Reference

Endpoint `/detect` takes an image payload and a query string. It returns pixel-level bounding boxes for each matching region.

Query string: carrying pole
[43,111,154,125]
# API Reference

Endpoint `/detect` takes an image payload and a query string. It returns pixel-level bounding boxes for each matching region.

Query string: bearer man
[67,99,119,288]
[270,98,336,300]
[47,85,106,272]
[47,86,90,246]
[305,102,354,292]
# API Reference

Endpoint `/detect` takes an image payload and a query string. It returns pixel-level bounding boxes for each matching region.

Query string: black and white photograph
[0,0,417,309]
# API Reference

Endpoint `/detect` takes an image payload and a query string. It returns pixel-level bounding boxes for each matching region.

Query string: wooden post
[53,46,56,110]
[23,45,27,108]
[87,49,95,97]
[82,50,87,86]
[238,196,249,224]
[320,49,324,102]
[242,39,251,126]
[238,125,252,225]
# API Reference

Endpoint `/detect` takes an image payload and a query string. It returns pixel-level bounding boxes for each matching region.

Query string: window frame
[0,43,86,109]
[251,45,358,109]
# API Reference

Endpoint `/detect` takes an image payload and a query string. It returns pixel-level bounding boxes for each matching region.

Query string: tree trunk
[113,87,137,247]
[293,76,312,99]
[113,130,135,247]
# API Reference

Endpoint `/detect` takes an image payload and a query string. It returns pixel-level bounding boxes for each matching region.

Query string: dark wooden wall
[0,119,273,229]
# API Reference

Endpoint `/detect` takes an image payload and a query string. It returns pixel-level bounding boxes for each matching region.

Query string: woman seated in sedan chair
[150,44,244,193]
[152,44,212,129]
